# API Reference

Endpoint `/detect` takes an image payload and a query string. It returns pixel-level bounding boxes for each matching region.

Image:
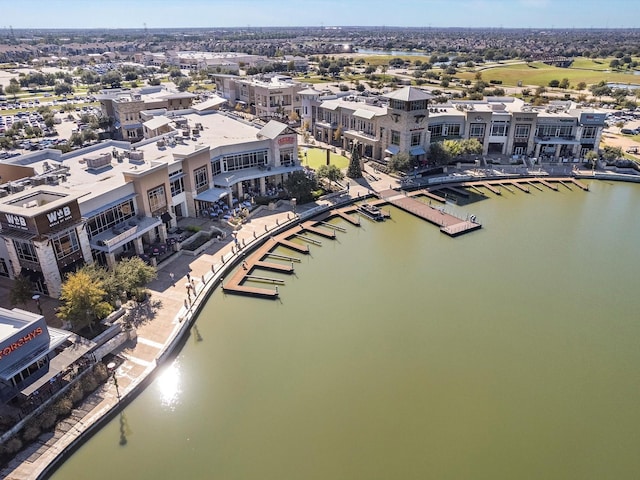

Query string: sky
[2,0,637,30]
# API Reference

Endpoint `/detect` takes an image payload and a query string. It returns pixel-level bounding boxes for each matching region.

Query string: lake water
[51,181,640,480]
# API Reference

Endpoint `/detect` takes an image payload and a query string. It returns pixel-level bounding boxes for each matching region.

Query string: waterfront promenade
[0,162,626,479]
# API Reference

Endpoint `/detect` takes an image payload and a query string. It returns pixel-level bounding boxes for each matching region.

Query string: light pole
[107,362,121,401]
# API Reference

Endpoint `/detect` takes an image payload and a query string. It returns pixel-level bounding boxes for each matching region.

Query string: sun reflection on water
[156,361,182,409]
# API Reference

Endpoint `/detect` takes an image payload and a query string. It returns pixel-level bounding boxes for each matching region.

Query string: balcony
[90,216,162,252]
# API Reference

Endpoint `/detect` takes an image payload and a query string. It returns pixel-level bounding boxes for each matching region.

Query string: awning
[385,145,400,155]
[195,187,230,203]
[161,212,173,223]
[410,146,426,156]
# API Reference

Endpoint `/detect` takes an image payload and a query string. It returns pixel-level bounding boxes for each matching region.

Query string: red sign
[278,136,294,146]
[0,327,43,360]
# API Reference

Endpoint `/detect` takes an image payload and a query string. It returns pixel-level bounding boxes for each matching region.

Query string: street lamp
[107,362,121,401]
[32,294,42,315]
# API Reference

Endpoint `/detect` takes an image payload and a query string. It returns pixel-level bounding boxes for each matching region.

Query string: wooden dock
[381,192,481,237]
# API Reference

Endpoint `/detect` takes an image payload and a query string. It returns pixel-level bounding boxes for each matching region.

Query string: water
[51,181,640,480]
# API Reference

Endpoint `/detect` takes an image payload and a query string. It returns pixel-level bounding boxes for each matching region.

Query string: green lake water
[51,181,640,480]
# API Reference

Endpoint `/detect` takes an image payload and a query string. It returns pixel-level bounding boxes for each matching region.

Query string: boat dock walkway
[222,220,338,298]
[378,190,481,237]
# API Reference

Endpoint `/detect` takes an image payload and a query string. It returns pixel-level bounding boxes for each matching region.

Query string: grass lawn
[458,58,640,87]
[300,146,349,170]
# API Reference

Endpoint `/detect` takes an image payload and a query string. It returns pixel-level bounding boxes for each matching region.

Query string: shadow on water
[118,411,130,447]
[192,325,203,342]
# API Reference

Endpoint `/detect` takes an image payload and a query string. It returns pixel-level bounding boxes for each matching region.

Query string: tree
[548,79,560,88]
[9,275,34,309]
[284,170,317,203]
[54,82,74,96]
[176,77,192,92]
[316,164,344,186]
[101,71,122,88]
[576,81,587,91]
[559,78,570,89]
[427,142,452,166]
[5,79,21,100]
[58,271,113,332]
[388,151,413,173]
[601,145,623,161]
[112,257,157,301]
[585,150,598,168]
[346,143,363,179]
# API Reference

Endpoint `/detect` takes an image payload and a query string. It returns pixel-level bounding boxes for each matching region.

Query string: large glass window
[223,150,268,172]
[194,166,209,190]
[582,125,597,139]
[169,170,185,197]
[87,199,135,237]
[444,124,461,137]
[469,124,485,138]
[411,132,422,146]
[514,124,530,138]
[391,130,401,146]
[148,185,167,214]
[429,124,443,137]
[211,159,222,176]
[14,240,38,263]
[491,122,509,136]
[52,229,80,260]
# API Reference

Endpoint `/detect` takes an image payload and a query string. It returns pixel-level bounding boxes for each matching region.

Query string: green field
[458,57,640,87]
[300,146,349,170]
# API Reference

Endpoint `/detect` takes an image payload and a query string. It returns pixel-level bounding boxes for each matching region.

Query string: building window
[582,125,597,139]
[280,148,294,166]
[429,124,443,137]
[410,100,428,111]
[223,150,268,172]
[194,166,209,190]
[490,122,509,136]
[170,177,184,197]
[469,123,485,138]
[411,132,421,146]
[444,124,461,137]
[514,124,530,138]
[14,240,38,263]
[211,159,222,176]
[52,229,80,260]
[148,185,167,214]
[391,130,401,146]
[87,199,135,237]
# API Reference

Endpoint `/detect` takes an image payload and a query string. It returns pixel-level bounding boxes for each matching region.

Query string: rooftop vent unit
[85,152,112,171]
[129,150,145,165]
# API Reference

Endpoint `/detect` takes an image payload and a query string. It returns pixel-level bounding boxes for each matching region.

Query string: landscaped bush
[53,397,73,417]
[93,363,109,382]
[68,383,84,405]
[21,422,41,442]
[2,436,22,455]
[80,373,98,393]
[37,410,58,430]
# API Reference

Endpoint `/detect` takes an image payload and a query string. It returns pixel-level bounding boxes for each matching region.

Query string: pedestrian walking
[169,272,175,284]
[186,272,191,282]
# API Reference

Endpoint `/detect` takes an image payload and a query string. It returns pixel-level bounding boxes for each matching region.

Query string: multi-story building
[303,85,605,163]
[97,86,197,142]
[212,74,305,121]
[0,110,301,297]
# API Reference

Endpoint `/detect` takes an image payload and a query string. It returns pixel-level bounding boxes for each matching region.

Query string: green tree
[284,170,317,203]
[316,164,344,186]
[101,71,122,88]
[601,145,623,161]
[427,142,452,166]
[559,78,570,89]
[54,82,74,96]
[576,82,587,91]
[112,257,157,300]
[346,143,363,179]
[585,150,598,168]
[176,77,192,92]
[9,275,34,309]
[388,151,413,173]
[5,79,21,100]
[58,271,114,332]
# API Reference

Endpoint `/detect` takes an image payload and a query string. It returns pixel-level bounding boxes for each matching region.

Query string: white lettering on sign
[5,213,28,229]
[46,206,72,227]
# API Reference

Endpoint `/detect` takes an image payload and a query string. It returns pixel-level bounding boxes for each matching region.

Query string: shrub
[38,410,58,430]
[81,373,98,393]
[22,423,41,442]
[2,436,23,454]
[53,398,73,417]
[94,362,109,382]
[68,384,84,405]
[185,225,201,233]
